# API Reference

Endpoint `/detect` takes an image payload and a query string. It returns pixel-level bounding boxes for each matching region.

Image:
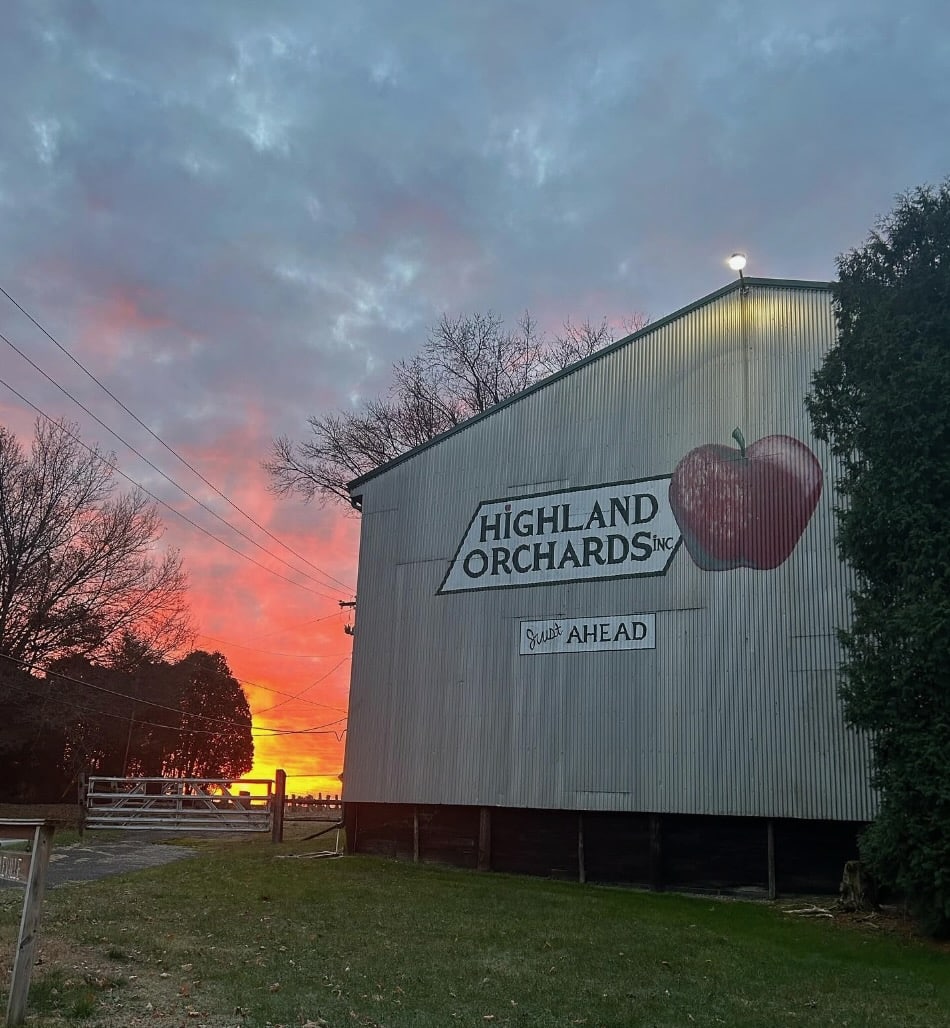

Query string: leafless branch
[0,418,192,665]
[264,307,648,506]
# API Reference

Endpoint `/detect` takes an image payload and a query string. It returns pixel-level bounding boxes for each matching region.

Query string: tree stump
[838,859,877,912]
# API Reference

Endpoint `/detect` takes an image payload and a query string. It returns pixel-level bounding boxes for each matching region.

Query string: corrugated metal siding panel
[343,283,875,822]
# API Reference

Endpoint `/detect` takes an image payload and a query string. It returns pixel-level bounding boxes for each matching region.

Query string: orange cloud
[169,421,360,796]
[2,268,361,798]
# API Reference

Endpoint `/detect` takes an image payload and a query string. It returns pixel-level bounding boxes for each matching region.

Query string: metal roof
[347,277,833,498]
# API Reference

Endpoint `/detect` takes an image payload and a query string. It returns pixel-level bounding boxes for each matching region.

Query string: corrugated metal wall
[343,281,875,822]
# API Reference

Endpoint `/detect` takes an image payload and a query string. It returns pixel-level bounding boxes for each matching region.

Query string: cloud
[0,0,948,787]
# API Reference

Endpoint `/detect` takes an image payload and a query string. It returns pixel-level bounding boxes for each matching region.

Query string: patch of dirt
[779,898,950,950]
[2,931,248,1027]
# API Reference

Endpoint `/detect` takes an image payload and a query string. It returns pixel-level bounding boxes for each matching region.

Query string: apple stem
[731,427,747,457]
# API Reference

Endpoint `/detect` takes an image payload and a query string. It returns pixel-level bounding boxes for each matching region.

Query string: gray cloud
[1,0,948,612]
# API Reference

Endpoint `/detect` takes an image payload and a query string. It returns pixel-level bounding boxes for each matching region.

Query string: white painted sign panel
[520,613,656,655]
[439,477,681,594]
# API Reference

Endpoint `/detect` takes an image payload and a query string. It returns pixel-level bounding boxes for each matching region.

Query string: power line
[239,610,351,640]
[0,328,348,601]
[245,684,347,713]
[0,384,353,717]
[193,631,350,658]
[0,652,347,737]
[258,715,348,738]
[0,649,248,731]
[249,686,347,712]
[0,283,355,595]
[7,675,236,738]
[3,651,257,733]
[8,677,339,739]
[0,375,340,601]
[251,657,350,717]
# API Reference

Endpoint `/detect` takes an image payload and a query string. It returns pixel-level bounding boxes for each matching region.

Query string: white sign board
[439,477,680,594]
[520,614,656,655]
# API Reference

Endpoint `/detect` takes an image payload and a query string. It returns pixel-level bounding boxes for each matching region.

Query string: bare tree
[265,308,647,506]
[0,418,192,667]
[539,313,649,373]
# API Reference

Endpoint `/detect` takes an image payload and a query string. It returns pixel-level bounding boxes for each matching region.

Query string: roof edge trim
[347,276,832,492]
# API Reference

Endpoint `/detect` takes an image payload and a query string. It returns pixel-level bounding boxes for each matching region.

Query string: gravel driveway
[0,834,196,889]
[47,837,197,886]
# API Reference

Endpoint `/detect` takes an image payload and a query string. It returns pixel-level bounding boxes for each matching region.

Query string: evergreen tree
[806,182,950,934]
[166,650,254,780]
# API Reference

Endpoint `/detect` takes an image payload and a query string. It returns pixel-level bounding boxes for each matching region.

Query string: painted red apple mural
[669,428,822,571]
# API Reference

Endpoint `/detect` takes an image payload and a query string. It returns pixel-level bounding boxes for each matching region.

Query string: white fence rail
[83,776,275,833]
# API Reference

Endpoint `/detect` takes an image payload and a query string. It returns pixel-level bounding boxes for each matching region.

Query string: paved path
[47,838,197,887]
[0,836,196,889]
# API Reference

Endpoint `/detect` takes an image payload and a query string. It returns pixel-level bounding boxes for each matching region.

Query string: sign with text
[439,477,680,594]
[1,820,54,1028]
[520,613,656,655]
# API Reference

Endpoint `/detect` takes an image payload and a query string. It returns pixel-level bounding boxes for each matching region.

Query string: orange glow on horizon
[184,500,359,798]
[3,280,363,798]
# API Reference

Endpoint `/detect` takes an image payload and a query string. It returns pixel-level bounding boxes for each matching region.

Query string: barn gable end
[342,279,872,893]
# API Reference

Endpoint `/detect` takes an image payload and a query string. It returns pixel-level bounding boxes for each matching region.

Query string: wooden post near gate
[2,820,55,1027]
[271,769,286,844]
[77,772,87,839]
[348,803,358,854]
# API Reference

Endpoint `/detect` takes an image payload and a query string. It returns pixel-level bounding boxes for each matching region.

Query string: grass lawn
[0,834,947,1027]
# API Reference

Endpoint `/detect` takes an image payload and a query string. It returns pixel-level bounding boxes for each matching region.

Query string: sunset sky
[1,2,947,794]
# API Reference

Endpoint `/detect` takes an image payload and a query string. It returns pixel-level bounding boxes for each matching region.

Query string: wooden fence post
[349,803,358,854]
[477,807,491,871]
[77,772,87,839]
[649,814,663,891]
[271,769,286,844]
[577,813,586,884]
[5,822,54,1027]
[767,820,776,900]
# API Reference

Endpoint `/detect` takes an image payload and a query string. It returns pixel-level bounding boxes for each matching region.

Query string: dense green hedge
[807,181,950,935]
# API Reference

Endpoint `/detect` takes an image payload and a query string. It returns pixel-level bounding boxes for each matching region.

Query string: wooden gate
[82,775,279,834]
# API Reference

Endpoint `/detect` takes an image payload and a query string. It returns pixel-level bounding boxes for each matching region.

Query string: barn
[341,277,874,895]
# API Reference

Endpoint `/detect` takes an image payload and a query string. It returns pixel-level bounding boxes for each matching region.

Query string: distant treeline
[0,648,253,802]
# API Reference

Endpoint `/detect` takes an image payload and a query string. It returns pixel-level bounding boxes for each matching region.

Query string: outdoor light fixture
[728,252,748,293]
